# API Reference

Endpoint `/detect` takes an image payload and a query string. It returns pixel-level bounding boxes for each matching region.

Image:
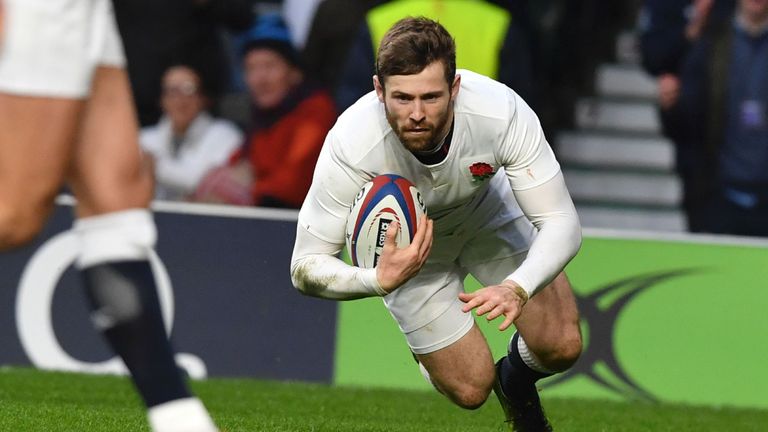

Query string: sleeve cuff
[504,273,535,299]
[360,268,387,296]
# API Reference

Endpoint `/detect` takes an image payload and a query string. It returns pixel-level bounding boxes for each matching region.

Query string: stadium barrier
[0,198,336,382]
[0,200,765,409]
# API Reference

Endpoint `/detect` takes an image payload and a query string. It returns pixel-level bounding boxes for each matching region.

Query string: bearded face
[375,62,460,153]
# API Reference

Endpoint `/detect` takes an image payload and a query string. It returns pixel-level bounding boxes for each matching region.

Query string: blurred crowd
[116,0,634,209]
[115,0,768,238]
[638,0,768,237]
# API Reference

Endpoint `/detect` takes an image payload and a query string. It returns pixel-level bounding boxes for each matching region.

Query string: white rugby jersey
[292,70,580,298]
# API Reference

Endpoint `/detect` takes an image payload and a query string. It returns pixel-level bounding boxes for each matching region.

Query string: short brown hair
[376,17,456,87]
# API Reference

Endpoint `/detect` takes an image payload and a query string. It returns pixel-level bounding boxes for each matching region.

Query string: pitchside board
[0,199,336,382]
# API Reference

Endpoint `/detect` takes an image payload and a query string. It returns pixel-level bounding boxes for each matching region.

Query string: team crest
[469,162,495,182]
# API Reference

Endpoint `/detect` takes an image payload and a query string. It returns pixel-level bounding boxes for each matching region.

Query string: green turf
[1,367,766,432]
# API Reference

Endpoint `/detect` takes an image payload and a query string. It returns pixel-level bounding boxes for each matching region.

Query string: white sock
[418,361,434,386]
[147,398,218,432]
[516,335,554,375]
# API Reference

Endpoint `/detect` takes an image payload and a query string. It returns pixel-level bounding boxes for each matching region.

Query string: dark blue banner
[0,202,336,383]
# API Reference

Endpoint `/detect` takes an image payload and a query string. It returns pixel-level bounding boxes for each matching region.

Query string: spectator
[114,0,255,126]
[669,0,768,236]
[638,0,735,232]
[301,0,382,94]
[141,65,243,201]
[640,0,717,231]
[641,0,710,77]
[282,0,325,49]
[334,0,534,111]
[639,0,734,77]
[194,14,337,208]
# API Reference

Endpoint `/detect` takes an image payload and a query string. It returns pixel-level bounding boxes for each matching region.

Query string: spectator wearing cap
[113,0,254,126]
[140,64,244,201]
[193,14,337,209]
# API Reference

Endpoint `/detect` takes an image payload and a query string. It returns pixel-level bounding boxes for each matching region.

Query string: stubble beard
[384,104,452,154]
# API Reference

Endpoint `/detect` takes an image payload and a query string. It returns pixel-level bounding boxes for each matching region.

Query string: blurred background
[119,0,712,234]
[120,0,768,238]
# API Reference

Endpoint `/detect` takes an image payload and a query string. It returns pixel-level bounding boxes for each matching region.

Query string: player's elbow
[290,260,324,297]
[570,216,582,256]
[571,223,583,255]
[290,261,308,294]
[293,279,319,297]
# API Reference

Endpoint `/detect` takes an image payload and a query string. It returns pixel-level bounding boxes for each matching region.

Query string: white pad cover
[73,209,157,269]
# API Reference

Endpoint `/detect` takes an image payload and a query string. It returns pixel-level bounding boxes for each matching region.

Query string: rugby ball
[346,174,426,268]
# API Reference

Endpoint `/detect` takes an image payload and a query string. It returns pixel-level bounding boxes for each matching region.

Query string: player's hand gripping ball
[346,174,426,268]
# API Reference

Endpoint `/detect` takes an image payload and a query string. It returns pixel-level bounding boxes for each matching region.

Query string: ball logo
[14,230,208,379]
[373,216,399,267]
[377,219,390,248]
[346,174,423,268]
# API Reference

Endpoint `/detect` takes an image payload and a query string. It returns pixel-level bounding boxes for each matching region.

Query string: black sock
[498,333,552,397]
[81,260,191,407]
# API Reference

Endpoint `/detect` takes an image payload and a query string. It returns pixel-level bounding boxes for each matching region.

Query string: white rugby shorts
[384,213,537,354]
[0,0,126,98]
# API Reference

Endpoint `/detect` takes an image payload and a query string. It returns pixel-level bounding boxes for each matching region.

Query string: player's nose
[409,101,426,122]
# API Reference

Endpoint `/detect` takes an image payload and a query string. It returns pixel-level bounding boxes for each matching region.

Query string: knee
[448,383,491,410]
[74,168,153,216]
[539,333,583,372]
[0,204,48,250]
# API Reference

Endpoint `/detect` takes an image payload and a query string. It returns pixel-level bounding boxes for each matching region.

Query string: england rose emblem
[469,162,495,182]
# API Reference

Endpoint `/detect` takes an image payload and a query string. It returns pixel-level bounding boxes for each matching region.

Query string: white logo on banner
[14,230,208,379]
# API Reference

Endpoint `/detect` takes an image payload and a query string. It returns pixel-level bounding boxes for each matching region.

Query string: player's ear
[451,74,461,99]
[373,75,385,102]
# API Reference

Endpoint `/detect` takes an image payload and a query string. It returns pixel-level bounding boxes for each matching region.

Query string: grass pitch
[0,367,766,431]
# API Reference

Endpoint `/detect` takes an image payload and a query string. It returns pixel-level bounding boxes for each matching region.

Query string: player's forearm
[506,213,581,297]
[290,224,386,300]
[290,254,384,299]
[507,172,582,297]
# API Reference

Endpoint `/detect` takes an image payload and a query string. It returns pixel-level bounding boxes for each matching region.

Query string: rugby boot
[492,360,553,432]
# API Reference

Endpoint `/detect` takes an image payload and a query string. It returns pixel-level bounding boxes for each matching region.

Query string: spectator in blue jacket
[669,0,768,236]
[638,0,735,231]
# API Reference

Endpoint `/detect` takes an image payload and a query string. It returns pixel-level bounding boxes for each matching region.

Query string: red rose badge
[469,162,495,182]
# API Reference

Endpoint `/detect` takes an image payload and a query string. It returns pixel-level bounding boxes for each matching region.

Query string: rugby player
[291,16,583,431]
[0,1,217,430]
